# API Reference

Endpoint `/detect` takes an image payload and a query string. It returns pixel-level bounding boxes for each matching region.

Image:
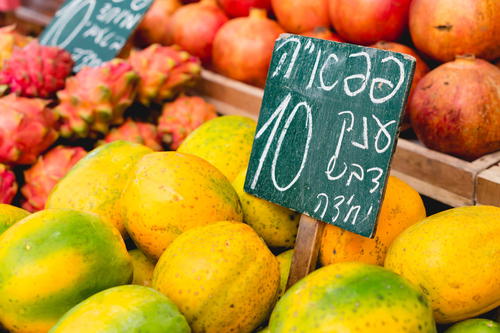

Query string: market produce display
[0,0,498,332]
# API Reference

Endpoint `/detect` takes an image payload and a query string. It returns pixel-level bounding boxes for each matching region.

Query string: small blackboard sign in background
[245,34,415,238]
[39,0,153,71]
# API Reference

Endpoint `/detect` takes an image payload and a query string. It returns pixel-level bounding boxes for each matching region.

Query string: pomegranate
[371,41,429,125]
[409,0,500,62]
[171,0,228,63]
[408,57,500,160]
[135,0,181,46]
[329,0,411,45]
[301,27,344,42]
[271,0,329,33]
[212,8,285,86]
[218,0,272,18]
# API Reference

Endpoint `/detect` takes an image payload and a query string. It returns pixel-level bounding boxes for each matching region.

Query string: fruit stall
[0,0,499,333]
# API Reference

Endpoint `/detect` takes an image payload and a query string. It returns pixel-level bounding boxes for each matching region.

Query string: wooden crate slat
[476,164,500,206]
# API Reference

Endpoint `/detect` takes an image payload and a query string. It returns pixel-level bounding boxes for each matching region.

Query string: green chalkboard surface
[39,0,153,71]
[244,34,416,238]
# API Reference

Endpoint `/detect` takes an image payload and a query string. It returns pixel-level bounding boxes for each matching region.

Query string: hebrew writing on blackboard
[245,34,415,237]
[40,0,153,71]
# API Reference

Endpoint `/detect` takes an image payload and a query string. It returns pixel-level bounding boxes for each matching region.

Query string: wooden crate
[195,70,500,207]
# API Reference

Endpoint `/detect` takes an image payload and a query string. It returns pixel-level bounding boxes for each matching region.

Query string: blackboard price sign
[245,34,415,239]
[39,0,153,71]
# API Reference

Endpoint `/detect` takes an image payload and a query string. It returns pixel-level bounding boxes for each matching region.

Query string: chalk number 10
[250,93,313,192]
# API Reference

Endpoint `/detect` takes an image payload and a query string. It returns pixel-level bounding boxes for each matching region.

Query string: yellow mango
[232,168,299,248]
[152,221,279,333]
[129,249,156,287]
[320,176,426,265]
[385,206,500,323]
[276,249,294,298]
[177,115,256,181]
[46,141,153,236]
[121,152,243,260]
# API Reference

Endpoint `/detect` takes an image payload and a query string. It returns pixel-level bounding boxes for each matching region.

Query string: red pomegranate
[218,0,272,18]
[171,0,228,63]
[301,27,344,42]
[135,0,181,46]
[371,41,429,125]
[408,57,500,160]
[409,0,500,62]
[212,8,285,86]
[329,0,411,45]
[271,0,329,33]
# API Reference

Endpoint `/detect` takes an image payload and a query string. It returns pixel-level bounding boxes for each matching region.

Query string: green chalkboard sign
[244,34,416,238]
[39,0,153,71]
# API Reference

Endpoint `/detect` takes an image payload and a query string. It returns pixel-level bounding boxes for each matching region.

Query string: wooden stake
[286,215,325,289]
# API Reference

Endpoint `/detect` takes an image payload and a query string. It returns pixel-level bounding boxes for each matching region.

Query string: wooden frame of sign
[244,34,416,288]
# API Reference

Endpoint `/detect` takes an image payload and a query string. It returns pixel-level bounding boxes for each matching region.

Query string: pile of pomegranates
[133,0,499,160]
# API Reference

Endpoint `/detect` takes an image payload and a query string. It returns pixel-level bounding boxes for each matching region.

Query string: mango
[0,209,132,333]
[232,168,299,248]
[178,115,256,181]
[129,249,156,287]
[46,141,153,236]
[385,206,500,323]
[276,249,293,298]
[50,285,190,333]
[0,204,29,235]
[320,176,426,265]
[269,262,436,332]
[121,152,243,260]
[153,221,279,333]
[445,319,500,333]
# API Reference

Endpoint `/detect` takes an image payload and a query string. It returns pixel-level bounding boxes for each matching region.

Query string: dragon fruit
[21,145,87,212]
[0,163,17,204]
[0,41,74,98]
[101,119,163,151]
[128,44,201,106]
[0,25,32,70]
[158,95,217,149]
[0,94,59,165]
[55,59,139,138]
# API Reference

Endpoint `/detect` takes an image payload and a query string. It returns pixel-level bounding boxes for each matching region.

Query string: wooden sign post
[244,34,416,288]
[39,0,153,71]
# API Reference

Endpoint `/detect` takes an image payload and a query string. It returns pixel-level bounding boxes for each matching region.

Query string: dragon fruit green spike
[0,94,59,165]
[0,41,74,98]
[128,44,201,106]
[0,25,32,70]
[0,163,17,204]
[101,119,163,151]
[21,145,87,212]
[55,59,139,139]
[158,95,217,150]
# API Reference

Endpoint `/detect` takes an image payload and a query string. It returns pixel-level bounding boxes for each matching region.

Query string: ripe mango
[0,204,29,235]
[46,141,153,236]
[385,206,500,323]
[320,176,426,265]
[178,115,256,181]
[121,152,243,260]
[232,168,299,248]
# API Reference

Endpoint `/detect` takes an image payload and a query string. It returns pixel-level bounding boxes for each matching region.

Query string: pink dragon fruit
[101,119,163,151]
[0,163,17,204]
[21,145,87,212]
[0,41,74,98]
[0,25,32,70]
[128,44,201,106]
[55,59,139,138]
[0,94,59,165]
[158,95,217,149]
